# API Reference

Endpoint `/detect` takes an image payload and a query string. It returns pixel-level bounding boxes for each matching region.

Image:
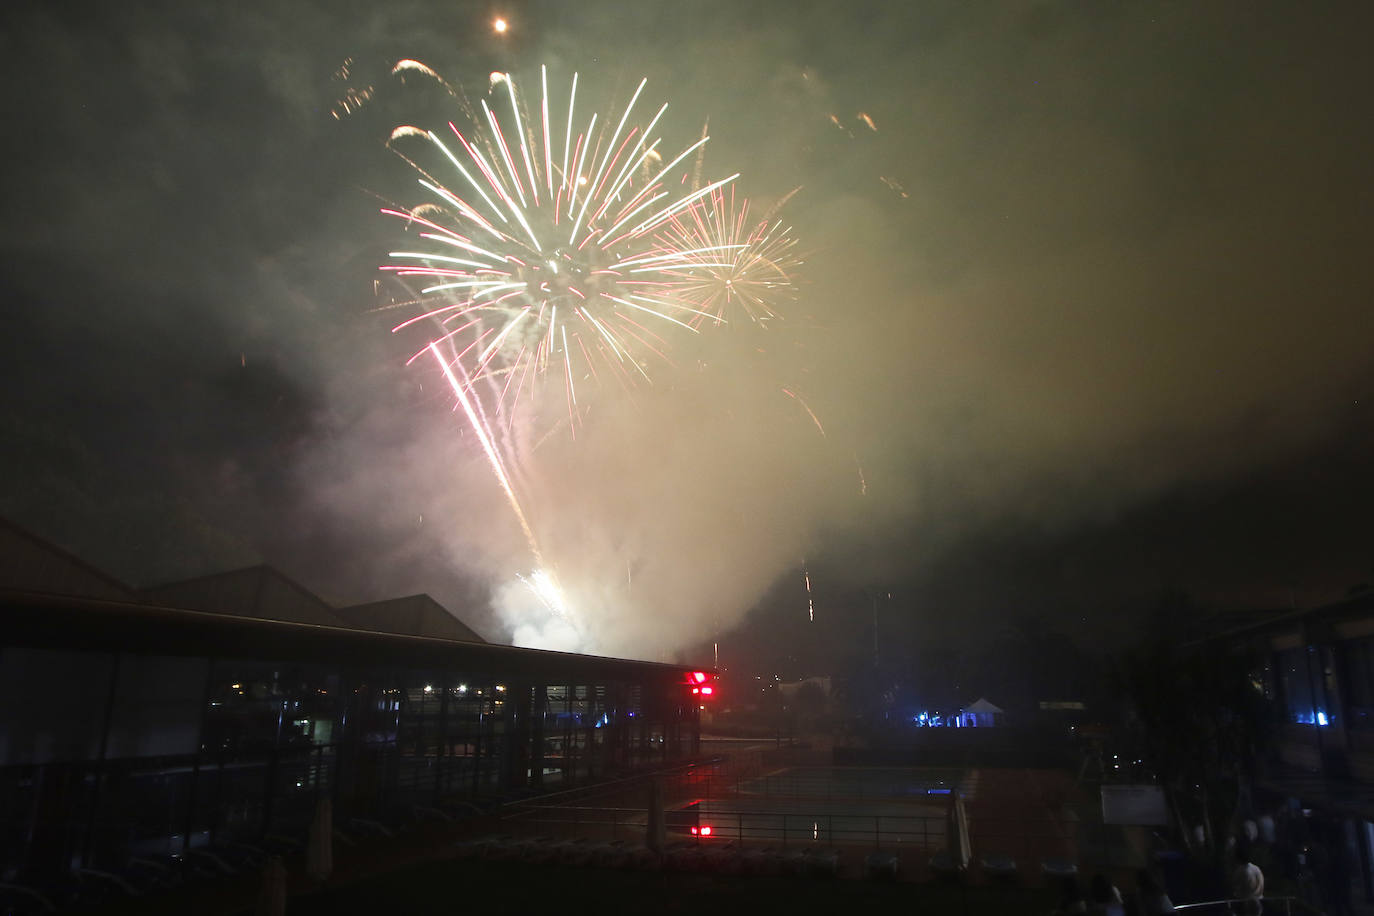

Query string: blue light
[1317,711,1329,727]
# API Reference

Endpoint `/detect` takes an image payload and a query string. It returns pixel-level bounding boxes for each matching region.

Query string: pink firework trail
[427,342,543,565]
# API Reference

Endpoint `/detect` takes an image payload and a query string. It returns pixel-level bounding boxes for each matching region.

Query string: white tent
[959,697,1004,728]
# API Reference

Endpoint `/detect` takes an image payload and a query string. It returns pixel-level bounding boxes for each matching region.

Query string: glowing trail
[428,342,543,565]
[519,568,576,624]
[782,388,826,437]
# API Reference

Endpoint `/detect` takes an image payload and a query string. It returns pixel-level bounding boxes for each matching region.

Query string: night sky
[2,1,1372,667]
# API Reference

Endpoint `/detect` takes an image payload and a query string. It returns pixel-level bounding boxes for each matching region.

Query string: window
[1278,646,1333,726]
[1343,637,1374,728]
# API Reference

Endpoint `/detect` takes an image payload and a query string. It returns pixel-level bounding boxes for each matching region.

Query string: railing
[501,751,771,816]
[499,757,1076,867]
[1173,897,1314,915]
[706,766,966,801]
[507,758,969,815]
[500,802,1071,864]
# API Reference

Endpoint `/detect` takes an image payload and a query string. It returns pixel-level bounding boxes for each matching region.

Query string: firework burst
[655,185,802,329]
[380,64,754,429]
[370,64,809,653]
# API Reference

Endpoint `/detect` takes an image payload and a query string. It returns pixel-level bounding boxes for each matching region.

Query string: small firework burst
[654,185,801,330]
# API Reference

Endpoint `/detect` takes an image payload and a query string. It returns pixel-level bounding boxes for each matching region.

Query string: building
[1211,589,1374,903]
[0,520,708,879]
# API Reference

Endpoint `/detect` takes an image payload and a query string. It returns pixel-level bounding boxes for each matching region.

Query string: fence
[1174,898,1316,915]
[500,801,1070,862]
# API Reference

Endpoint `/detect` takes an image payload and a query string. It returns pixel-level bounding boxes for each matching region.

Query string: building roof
[1202,591,1374,649]
[336,594,486,643]
[0,516,679,677]
[0,517,133,600]
[0,590,693,686]
[139,566,349,627]
[966,697,1004,714]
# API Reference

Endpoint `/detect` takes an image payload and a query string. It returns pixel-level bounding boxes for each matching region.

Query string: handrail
[498,801,1070,864]
[503,755,727,807]
[1173,896,1307,914]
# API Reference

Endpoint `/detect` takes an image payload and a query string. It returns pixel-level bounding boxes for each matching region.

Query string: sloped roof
[965,697,1004,714]
[336,594,485,643]
[140,566,347,628]
[5,590,702,688]
[0,517,133,600]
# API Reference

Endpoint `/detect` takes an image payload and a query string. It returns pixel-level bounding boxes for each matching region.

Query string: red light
[691,671,707,684]
[690,827,698,835]
[700,686,714,696]
[691,687,700,694]
[700,826,713,836]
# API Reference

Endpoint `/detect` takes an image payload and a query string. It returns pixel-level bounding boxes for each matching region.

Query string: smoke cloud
[2,2,1371,661]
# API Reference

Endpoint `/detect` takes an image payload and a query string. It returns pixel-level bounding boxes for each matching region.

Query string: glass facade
[1342,636,1374,729]
[1277,645,1338,727]
[0,602,701,880]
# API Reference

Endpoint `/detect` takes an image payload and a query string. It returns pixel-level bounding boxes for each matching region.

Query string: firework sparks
[520,568,573,620]
[655,185,801,329]
[381,64,744,429]
[372,65,809,654]
[782,387,826,437]
[332,85,374,120]
[879,175,910,199]
[330,56,374,121]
